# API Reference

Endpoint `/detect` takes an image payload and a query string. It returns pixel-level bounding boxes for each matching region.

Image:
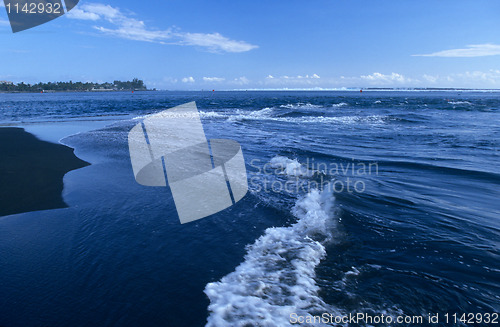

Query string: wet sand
[0,127,89,217]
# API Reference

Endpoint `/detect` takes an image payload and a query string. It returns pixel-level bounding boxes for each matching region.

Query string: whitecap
[205,187,341,327]
[269,156,315,177]
[228,108,273,122]
[448,101,471,105]
[199,111,227,119]
[228,112,387,125]
[280,103,323,110]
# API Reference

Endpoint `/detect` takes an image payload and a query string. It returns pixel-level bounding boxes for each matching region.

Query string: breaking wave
[227,108,274,122]
[204,186,340,327]
[269,156,315,177]
[280,103,324,110]
[448,101,472,105]
[331,102,348,108]
[132,110,226,120]
[225,109,387,125]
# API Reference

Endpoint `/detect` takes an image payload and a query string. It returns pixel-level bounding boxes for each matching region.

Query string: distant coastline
[230,87,500,92]
[2,82,500,93]
[0,78,153,93]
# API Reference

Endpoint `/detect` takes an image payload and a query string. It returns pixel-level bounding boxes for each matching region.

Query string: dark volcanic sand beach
[0,127,89,217]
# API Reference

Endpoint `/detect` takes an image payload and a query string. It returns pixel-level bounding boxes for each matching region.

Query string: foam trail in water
[204,186,340,327]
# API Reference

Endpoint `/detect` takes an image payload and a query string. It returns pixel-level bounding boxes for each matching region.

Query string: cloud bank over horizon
[139,70,500,90]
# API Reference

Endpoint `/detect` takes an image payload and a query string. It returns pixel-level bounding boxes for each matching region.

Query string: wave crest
[269,156,315,177]
[205,187,339,326]
[280,103,323,110]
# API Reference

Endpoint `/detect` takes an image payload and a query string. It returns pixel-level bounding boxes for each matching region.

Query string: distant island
[0,78,151,93]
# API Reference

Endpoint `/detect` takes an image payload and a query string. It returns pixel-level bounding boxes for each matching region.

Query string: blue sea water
[0,91,499,326]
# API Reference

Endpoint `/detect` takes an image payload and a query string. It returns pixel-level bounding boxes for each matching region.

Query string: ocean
[0,91,499,326]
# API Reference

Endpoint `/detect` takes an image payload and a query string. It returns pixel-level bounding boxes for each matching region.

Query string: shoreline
[0,127,89,217]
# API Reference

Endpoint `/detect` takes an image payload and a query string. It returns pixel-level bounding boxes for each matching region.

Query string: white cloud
[67,4,120,21]
[297,74,320,79]
[203,77,225,82]
[359,70,500,87]
[453,70,500,84]
[416,70,500,87]
[182,77,195,83]
[361,72,407,84]
[68,4,171,42]
[414,44,500,58]
[180,33,257,53]
[422,74,439,83]
[260,74,324,88]
[94,25,170,43]
[268,74,320,80]
[232,77,250,85]
[67,3,257,53]
[164,77,178,84]
[66,8,101,21]
[146,69,500,89]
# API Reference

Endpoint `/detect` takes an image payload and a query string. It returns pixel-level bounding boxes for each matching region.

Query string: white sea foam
[148,106,388,126]
[298,115,386,124]
[131,108,386,126]
[331,102,348,108]
[280,103,323,109]
[205,187,340,327]
[132,110,225,120]
[374,100,382,104]
[228,110,387,125]
[448,101,471,105]
[269,156,315,177]
[199,111,227,119]
[228,108,274,122]
[132,113,150,120]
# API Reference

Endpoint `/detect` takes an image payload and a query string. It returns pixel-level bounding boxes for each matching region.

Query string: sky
[1,0,500,90]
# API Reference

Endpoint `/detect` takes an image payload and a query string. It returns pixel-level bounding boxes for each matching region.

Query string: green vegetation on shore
[0,78,148,92]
